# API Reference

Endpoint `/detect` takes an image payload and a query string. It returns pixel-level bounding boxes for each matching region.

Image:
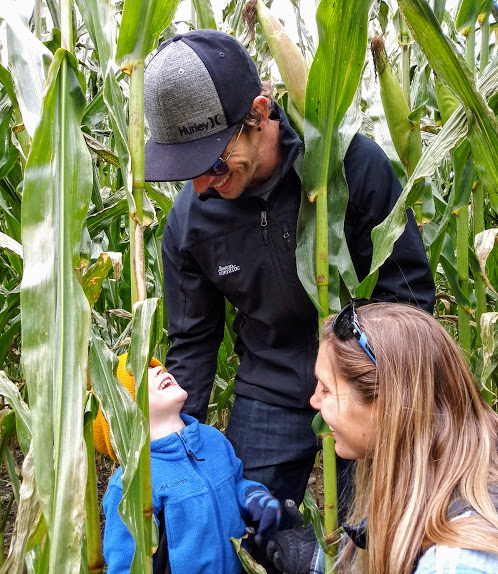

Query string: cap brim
[144,124,238,182]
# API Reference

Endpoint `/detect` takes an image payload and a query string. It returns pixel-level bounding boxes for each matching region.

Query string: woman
[269,302,498,574]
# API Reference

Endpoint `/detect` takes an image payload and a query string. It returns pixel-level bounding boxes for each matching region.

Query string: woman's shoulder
[414,545,498,574]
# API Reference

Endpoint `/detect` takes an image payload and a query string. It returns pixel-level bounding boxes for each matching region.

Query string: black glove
[266,500,318,574]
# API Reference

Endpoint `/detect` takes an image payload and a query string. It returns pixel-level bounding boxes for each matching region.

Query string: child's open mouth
[158,376,176,390]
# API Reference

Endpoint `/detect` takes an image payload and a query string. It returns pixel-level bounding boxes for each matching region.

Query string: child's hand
[244,486,281,544]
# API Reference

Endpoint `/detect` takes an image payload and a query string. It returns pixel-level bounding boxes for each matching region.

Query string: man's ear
[251,95,270,129]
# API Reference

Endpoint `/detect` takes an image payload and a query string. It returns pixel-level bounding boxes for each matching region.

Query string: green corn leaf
[478,0,495,23]
[90,300,162,574]
[475,229,498,294]
[20,48,92,573]
[4,446,20,503]
[75,0,134,200]
[0,231,22,258]
[299,0,372,314]
[87,198,129,237]
[81,85,106,128]
[302,491,328,555]
[434,75,461,125]
[124,297,162,573]
[0,63,18,110]
[428,187,455,276]
[0,91,20,180]
[481,312,498,394]
[145,183,174,219]
[74,0,116,74]
[398,0,498,211]
[82,252,115,307]
[0,408,16,459]
[0,314,20,368]
[453,143,474,211]
[0,0,53,138]
[0,371,31,455]
[455,0,480,35]
[193,0,217,29]
[83,132,120,167]
[230,536,268,574]
[116,0,181,74]
[440,233,472,308]
[0,446,40,574]
[89,333,152,568]
[89,334,139,467]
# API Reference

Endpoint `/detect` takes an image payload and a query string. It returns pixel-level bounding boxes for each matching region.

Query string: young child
[93,353,280,574]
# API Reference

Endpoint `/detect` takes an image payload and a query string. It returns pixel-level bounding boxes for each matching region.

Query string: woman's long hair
[322,303,498,574]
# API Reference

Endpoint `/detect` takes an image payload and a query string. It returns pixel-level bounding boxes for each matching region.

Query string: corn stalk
[302,0,373,569]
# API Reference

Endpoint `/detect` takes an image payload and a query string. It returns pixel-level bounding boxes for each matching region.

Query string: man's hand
[266,500,318,574]
[244,487,281,544]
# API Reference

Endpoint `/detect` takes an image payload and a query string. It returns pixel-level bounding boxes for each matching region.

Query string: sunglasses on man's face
[332,300,377,365]
[206,124,245,176]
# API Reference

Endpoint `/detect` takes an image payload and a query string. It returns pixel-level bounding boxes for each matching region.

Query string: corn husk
[434,76,461,125]
[255,0,309,116]
[371,36,422,177]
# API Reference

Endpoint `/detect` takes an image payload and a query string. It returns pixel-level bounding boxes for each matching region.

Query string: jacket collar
[150,414,202,459]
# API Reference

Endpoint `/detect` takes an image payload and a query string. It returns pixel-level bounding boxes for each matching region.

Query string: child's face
[148,366,188,417]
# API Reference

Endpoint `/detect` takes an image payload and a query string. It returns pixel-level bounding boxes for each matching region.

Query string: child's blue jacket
[103,414,266,574]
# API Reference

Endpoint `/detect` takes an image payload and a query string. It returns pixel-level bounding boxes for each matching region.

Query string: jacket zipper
[260,210,268,245]
[260,208,293,312]
[180,436,227,573]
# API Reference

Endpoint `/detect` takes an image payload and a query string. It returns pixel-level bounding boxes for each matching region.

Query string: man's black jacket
[161,106,435,421]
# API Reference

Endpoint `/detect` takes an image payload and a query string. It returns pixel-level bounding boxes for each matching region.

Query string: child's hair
[93,353,164,461]
[321,303,498,574]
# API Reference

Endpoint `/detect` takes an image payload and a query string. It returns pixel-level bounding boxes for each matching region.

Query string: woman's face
[310,343,378,460]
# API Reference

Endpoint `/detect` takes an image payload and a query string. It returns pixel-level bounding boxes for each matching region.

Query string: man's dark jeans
[225,396,354,572]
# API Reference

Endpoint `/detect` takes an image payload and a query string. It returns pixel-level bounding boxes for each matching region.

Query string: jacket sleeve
[221,434,271,516]
[162,205,225,423]
[344,134,435,313]
[103,481,135,574]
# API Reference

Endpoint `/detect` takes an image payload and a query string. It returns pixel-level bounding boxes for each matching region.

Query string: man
[144,27,434,546]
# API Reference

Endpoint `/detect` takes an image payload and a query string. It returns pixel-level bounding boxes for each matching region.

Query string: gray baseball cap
[144,30,261,182]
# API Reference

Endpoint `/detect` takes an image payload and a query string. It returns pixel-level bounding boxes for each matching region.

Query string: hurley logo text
[179,115,222,137]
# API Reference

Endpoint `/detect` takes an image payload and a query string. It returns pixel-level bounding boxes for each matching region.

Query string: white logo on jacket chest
[218,264,240,276]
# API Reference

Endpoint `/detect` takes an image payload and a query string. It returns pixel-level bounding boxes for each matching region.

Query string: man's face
[192,127,261,199]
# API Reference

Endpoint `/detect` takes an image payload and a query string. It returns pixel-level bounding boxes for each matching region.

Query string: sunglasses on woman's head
[332,300,377,365]
[206,124,245,176]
